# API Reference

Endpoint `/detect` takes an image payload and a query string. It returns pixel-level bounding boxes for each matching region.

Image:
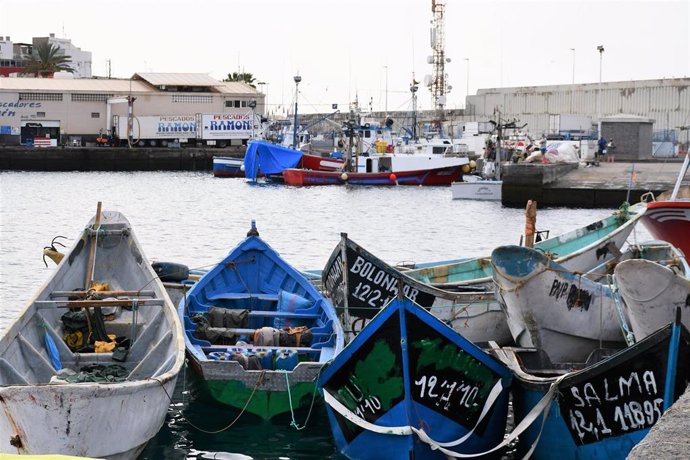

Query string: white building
[33,33,92,78]
[0,73,265,147]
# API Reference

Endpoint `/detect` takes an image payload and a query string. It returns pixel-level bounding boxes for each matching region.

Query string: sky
[1,0,688,114]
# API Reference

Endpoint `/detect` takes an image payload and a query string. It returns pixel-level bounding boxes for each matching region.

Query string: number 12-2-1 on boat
[318,295,512,460]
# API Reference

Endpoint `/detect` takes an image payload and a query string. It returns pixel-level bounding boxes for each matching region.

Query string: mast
[410,77,419,140]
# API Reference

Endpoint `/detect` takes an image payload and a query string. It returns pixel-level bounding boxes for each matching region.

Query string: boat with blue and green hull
[319,295,513,459]
[179,221,344,421]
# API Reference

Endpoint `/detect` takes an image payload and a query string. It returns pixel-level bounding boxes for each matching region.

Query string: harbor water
[0,171,652,459]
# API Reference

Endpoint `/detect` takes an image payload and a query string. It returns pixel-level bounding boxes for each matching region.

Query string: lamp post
[248,100,257,140]
[257,81,266,113]
[384,65,388,118]
[569,48,575,113]
[292,75,301,149]
[464,58,470,110]
[597,45,604,136]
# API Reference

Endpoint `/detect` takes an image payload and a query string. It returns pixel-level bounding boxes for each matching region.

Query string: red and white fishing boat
[282,164,462,186]
[641,152,690,255]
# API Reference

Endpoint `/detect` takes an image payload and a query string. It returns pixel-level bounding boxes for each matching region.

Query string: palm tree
[224,71,256,88]
[23,42,74,77]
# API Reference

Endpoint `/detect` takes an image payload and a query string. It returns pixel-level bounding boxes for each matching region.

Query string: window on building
[234,100,241,108]
[19,93,63,101]
[72,94,113,102]
[171,95,213,104]
[241,101,247,108]
[91,112,100,118]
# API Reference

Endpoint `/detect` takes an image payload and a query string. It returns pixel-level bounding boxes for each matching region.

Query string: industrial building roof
[0,73,258,95]
[133,72,223,87]
[0,77,152,92]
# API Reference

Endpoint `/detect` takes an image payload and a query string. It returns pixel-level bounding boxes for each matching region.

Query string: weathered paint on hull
[202,379,319,421]
[0,378,176,459]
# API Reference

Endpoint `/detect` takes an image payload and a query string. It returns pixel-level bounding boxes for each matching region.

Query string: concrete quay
[0,146,245,171]
[501,159,686,208]
[628,388,690,458]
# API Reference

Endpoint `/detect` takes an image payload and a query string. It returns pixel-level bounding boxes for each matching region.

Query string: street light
[597,45,604,135]
[257,81,267,113]
[292,75,301,149]
[248,100,257,139]
[383,65,388,118]
[464,58,470,110]
[570,48,575,113]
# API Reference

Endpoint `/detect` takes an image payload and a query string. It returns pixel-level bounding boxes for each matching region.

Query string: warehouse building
[0,72,265,146]
[464,77,689,141]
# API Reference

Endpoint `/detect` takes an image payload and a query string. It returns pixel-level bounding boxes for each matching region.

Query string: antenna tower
[429,0,450,114]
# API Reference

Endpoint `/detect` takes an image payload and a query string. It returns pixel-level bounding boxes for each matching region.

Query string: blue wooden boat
[492,309,690,460]
[319,294,513,460]
[179,221,344,420]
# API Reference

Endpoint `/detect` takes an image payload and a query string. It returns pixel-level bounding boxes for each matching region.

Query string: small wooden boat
[180,222,344,420]
[319,295,513,460]
[614,247,690,340]
[0,204,185,459]
[491,241,679,363]
[321,234,508,344]
[492,310,690,460]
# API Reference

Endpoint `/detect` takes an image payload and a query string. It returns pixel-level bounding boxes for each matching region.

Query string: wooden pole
[84,201,102,289]
[524,200,537,248]
[82,201,102,342]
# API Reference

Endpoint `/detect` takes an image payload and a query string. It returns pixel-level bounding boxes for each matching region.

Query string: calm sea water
[0,171,652,459]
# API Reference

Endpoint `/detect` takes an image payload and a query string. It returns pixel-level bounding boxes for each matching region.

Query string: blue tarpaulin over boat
[243,140,303,180]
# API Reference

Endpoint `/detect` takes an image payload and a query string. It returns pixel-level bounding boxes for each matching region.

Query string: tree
[224,71,256,88]
[23,42,74,77]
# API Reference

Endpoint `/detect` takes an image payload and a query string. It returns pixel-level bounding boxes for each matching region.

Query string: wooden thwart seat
[35,299,165,309]
[206,292,279,302]
[248,310,320,319]
[50,290,156,298]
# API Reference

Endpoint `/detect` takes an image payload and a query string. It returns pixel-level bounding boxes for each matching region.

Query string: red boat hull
[300,154,344,171]
[641,201,690,256]
[282,165,462,186]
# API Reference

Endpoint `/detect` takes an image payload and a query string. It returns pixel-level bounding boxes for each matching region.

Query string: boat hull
[282,165,462,186]
[641,201,690,256]
[187,353,322,420]
[451,179,502,201]
[492,245,625,363]
[494,320,690,460]
[0,378,175,459]
[180,224,344,421]
[615,257,690,340]
[320,297,512,460]
[322,234,513,345]
[0,210,185,459]
[213,156,245,177]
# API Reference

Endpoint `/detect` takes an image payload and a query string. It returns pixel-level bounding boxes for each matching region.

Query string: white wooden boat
[0,206,185,459]
[614,248,690,340]
[491,241,679,363]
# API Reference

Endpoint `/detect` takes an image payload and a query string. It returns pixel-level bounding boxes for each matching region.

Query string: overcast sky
[1,0,688,114]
